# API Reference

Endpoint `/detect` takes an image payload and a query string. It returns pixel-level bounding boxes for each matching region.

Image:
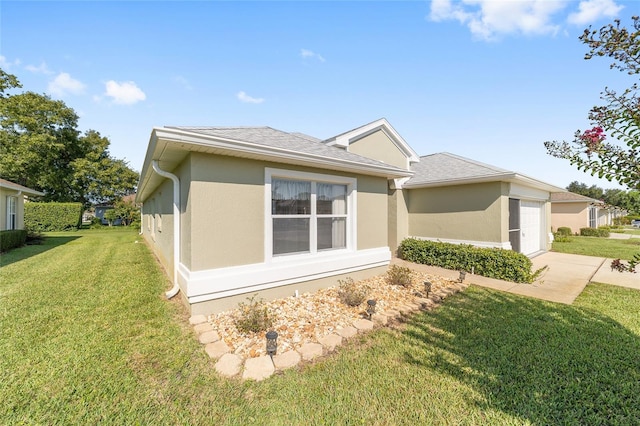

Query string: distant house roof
[404,152,565,192]
[137,125,412,202]
[0,178,44,196]
[550,192,604,204]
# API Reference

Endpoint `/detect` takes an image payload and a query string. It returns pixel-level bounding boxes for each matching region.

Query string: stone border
[189,281,469,381]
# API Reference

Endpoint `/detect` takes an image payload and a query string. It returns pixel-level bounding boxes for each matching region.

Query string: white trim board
[179,247,391,304]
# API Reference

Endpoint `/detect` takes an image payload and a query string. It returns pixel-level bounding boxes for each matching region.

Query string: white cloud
[0,55,21,70]
[300,48,326,62]
[174,75,193,91]
[48,72,86,96]
[430,0,567,41]
[568,0,623,25]
[104,80,146,105]
[25,62,53,75]
[237,91,264,104]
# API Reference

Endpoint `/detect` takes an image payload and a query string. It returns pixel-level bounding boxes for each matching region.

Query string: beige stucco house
[137,118,564,314]
[550,192,622,233]
[0,178,44,231]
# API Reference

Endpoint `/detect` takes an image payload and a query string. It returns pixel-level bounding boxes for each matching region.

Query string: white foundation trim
[179,247,391,304]
[409,236,512,250]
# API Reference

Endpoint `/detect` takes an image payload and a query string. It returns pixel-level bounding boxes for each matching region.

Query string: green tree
[545,17,640,272]
[103,208,118,227]
[0,69,138,207]
[113,197,140,226]
[545,16,640,190]
[566,181,604,200]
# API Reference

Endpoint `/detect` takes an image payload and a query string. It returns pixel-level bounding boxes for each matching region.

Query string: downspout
[151,160,181,299]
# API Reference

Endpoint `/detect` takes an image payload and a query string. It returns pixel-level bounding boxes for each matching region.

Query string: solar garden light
[458,270,467,283]
[424,281,432,297]
[266,331,278,357]
[366,299,376,319]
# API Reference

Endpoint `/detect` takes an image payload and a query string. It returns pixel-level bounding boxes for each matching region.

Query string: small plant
[580,227,610,237]
[337,277,369,307]
[556,227,572,236]
[386,265,413,287]
[234,294,274,334]
[553,232,572,243]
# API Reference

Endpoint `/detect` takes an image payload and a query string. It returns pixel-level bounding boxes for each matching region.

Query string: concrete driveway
[392,251,639,305]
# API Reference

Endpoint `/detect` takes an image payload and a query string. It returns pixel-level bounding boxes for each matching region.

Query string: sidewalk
[392,252,611,305]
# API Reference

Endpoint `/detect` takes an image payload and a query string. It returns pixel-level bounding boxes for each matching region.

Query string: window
[588,205,597,228]
[6,196,17,230]
[267,169,355,258]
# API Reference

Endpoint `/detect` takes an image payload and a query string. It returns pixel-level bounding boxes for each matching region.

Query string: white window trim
[6,196,17,230]
[264,167,357,263]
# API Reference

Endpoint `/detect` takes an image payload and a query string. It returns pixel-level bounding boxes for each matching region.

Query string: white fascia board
[403,173,516,189]
[0,182,44,196]
[511,174,566,193]
[154,126,412,176]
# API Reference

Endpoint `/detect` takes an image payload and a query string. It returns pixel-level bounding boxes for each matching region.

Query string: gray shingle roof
[407,152,512,186]
[166,126,404,170]
[550,192,603,203]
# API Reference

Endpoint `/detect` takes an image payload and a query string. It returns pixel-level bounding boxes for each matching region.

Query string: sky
[1,0,639,191]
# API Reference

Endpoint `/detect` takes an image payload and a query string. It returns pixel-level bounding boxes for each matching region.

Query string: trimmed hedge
[579,227,610,237]
[556,227,572,236]
[1,229,27,252]
[399,238,540,283]
[24,202,83,232]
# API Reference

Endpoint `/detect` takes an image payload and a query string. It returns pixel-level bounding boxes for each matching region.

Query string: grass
[552,235,640,260]
[2,229,640,424]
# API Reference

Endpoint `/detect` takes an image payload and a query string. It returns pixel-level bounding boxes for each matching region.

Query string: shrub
[234,295,274,334]
[580,227,610,237]
[24,202,83,232]
[556,227,572,236]
[337,277,369,307]
[399,238,541,283]
[26,230,45,245]
[614,217,630,226]
[386,265,413,287]
[553,233,572,242]
[89,217,103,229]
[0,229,27,252]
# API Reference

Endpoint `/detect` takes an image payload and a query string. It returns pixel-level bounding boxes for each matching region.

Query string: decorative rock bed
[189,270,468,381]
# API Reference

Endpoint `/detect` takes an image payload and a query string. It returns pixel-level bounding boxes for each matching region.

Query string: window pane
[317,183,347,215]
[273,218,310,255]
[317,218,346,250]
[272,179,311,215]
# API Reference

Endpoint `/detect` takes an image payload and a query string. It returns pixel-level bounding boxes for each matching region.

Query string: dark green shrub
[0,229,27,252]
[337,277,369,307]
[399,238,540,283]
[89,217,103,229]
[556,227,572,236]
[234,295,274,334]
[386,265,413,287]
[24,202,82,232]
[26,230,45,245]
[580,227,610,237]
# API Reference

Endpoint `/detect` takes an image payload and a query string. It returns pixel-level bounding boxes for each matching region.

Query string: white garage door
[520,201,543,255]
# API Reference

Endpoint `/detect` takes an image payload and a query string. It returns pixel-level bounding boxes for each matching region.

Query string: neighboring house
[0,178,44,231]
[137,118,564,314]
[550,192,606,234]
[94,205,122,226]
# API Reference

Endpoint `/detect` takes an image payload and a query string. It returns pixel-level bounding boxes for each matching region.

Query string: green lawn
[552,235,640,260]
[2,230,639,424]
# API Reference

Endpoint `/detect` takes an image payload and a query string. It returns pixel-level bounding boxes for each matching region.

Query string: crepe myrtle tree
[545,16,640,272]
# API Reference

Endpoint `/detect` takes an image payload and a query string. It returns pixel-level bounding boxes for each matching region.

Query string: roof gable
[322,118,420,165]
[0,178,44,196]
[550,192,603,204]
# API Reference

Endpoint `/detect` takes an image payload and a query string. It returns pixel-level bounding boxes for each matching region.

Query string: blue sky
[2,0,638,190]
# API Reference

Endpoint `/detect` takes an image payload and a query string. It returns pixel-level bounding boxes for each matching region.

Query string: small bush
[580,227,610,237]
[386,265,413,287]
[0,229,27,252]
[553,233,572,243]
[338,277,369,307]
[26,230,45,245]
[89,217,103,229]
[399,238,540,283]
[556,227,572,236]
[235,295,274,334]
